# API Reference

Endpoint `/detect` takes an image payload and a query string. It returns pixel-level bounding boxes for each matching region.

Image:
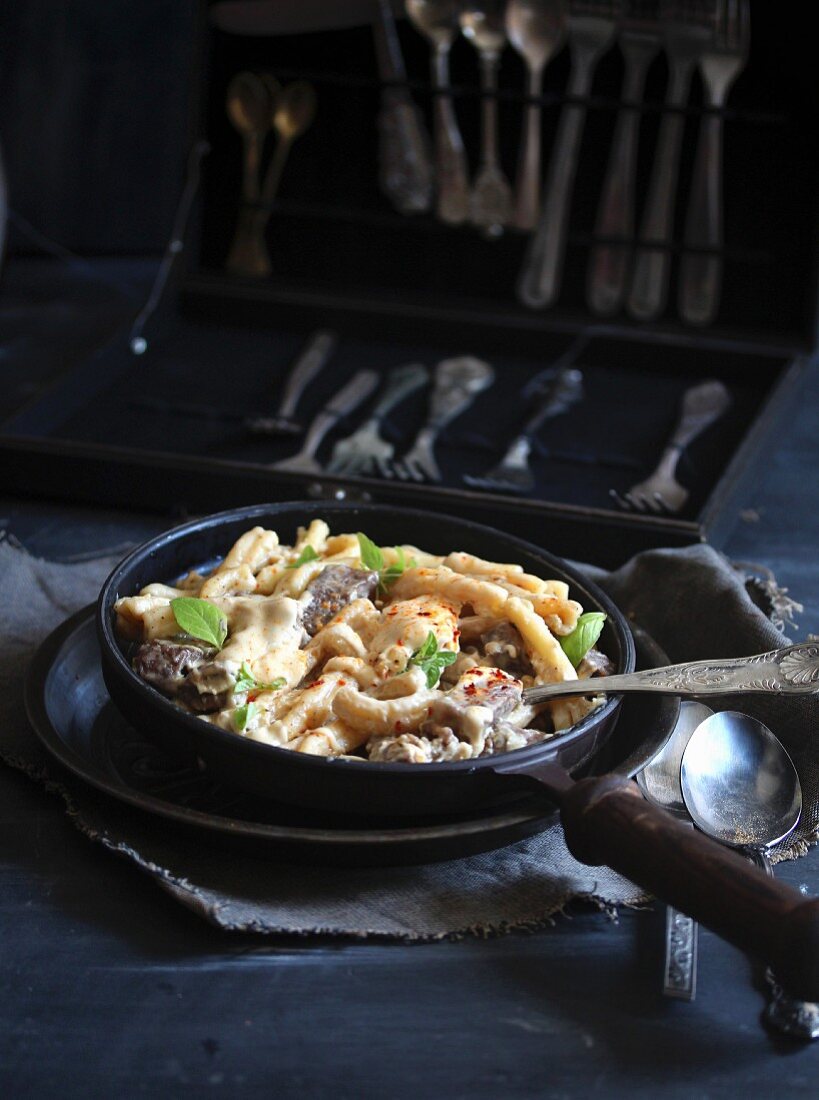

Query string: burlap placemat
[1,537,814,939]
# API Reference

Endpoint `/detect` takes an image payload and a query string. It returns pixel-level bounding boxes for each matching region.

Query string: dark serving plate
[95,503,636,817]
[25,608,677,867]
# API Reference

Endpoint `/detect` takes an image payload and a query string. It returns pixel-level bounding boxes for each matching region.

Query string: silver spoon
[636,701,714,1001]
[682,712,819,1040]
[506,0,567,231]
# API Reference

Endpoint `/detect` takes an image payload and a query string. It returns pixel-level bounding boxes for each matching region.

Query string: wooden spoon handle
[557,775,819,1002]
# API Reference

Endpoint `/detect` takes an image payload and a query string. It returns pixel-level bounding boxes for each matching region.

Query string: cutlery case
[1,0,815,567]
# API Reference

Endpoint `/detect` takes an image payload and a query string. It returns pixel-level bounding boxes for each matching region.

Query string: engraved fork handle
[297,370,379,461]
[627,58,694,321]
[519,368,584,439]
[651,379,731,482]
[431,42,470,225]
[517,46,595,308]
[374,0,432,213]
[276,331,338,422]
[587,46,653,315]
[425,358,495,434]
[523,642,819,705]
[368,363,429,425]
[678,96,726,326]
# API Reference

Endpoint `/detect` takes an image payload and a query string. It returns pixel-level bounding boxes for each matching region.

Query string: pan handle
[554,774,819,1002]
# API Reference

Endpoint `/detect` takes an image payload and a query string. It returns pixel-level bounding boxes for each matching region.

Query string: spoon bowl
[637,700,714,818]
[406,0,460,46]
[274,81,317,142]
[681,711,802,850]
[226,71,271,136]
[460,2,507,56]
[506,0,567,71]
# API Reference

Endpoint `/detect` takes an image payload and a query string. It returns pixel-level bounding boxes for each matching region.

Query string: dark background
[0,0,195,257]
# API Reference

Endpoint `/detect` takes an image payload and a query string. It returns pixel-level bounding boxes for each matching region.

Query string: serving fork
[587,1,661,315]
[391,356,495,482]
[245,329,338,436]
[627,1,713,321]
[326,362,429,477]
[271,370,379,475]
[610,378,731,514]
[518,0,620,309]
[464,367,584,493]
[678,0,750,326]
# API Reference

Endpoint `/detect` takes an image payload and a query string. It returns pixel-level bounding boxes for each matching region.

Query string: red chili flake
[397,638,403,646]
[394,720,402,732]
[247,691,259,702]
[427,707,433,716]
[337,679,347,686]
[419,611,430,617]
[453,628,461,638]
[312,679,324,688]
[464,683,478,697]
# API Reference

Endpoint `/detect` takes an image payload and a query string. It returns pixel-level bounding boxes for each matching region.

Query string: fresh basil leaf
[286,545,319,569]
[411,631,438,663]
[171,597,227,649]
[233,661,285,695]
[559,612,607,668]
[409,632,458,688]
[357,532,384,573]
[233,701,257,732]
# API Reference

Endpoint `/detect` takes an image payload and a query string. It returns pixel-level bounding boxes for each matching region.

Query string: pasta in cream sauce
[114,521,612,763]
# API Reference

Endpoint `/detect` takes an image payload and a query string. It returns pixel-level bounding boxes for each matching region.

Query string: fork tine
[641,492,667,514]
[609,489,635,511]
[404,459,426,483]
[625,492,651,513]
[651,493,674,516]
[374,456,394,479]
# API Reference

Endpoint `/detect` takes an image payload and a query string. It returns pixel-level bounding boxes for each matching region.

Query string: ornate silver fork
[464,367,584,493]
[678,0,750,326]
[326,363,429,478]
[391,357,495,482]
[610,378,731,514]
[271,370,379,475]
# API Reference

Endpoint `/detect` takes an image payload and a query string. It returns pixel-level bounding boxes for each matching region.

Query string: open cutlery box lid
[1,0,816,567]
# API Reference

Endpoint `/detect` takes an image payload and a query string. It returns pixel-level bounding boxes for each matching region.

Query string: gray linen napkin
[0,538,814,939]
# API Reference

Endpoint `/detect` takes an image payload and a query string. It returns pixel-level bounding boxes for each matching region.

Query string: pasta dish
[114,521,612,763]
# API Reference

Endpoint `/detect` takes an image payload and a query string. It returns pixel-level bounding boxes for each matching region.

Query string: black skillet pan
[96,502,819,1000]
[97,502,634,817]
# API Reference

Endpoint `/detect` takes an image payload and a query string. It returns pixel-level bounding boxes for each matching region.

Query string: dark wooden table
[1,263,818,1097]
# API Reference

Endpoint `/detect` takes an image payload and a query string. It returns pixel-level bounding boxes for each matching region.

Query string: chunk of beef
[576,646,614,680]
[132,641,234,714]
[301,565,378,636]
[177,662,235,714]
[367,729,472,764]
[479,622,533,678]
[132,640,212,694]
[478,720,552,758]
[420,666,524,753]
